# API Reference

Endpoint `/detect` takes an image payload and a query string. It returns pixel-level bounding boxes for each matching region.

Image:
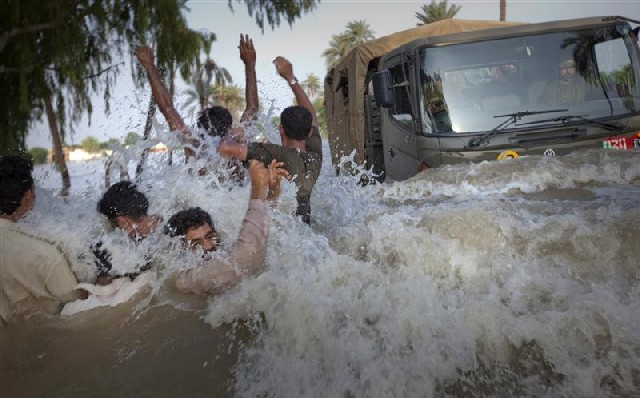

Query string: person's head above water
[557,59,577,82]
[97,181,160,240]
[165,207,219,252]
[279,105,312,142]
[197,106,233,138]
[0,155,34,222]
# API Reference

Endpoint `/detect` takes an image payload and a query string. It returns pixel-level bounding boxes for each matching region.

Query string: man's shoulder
[2,223,63,256]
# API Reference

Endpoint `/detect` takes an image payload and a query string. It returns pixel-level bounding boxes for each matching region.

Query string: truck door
[381,57,419,181]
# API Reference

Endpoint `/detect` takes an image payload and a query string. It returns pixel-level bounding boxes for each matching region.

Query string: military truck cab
[325,17,640,182]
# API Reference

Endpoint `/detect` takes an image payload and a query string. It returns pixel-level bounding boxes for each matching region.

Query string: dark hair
[280,105,312,140]
[97,181,148,221]
[165,207,214,237]
[197,106,233,137]
[0,155,34,215]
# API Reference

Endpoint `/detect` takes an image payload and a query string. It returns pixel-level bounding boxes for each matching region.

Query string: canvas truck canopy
[324,19,523,167]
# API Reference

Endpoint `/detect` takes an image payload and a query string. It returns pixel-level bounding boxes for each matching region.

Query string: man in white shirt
[0,156,80,324]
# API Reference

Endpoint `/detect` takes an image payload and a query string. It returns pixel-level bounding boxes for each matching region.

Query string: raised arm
[239,34,259,123]
[175,160,270,295]
[273,56,318,127]
[134,46,198,148]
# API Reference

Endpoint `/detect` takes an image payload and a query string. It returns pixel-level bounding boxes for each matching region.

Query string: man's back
[247,126,322,223]
[0,219,77,323]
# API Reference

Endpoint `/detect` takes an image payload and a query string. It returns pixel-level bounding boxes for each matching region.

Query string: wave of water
[16,137,640,396]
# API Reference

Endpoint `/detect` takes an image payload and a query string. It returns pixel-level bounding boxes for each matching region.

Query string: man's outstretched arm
[134,46,198,148]
[175,160,270,295]
[273,56,318,128]
[239,34,259,123]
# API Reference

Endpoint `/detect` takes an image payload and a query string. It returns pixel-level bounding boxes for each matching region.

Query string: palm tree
[302,73,322,99]
[323,33,352,70]
[188,33,233,113]
[415,1,461,25]
[210,83,245,120]
[323,20,376,69]
[500,0,506,21]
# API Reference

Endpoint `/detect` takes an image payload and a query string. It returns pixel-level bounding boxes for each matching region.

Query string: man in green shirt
[218,56,322,225]
[539,59,588,105]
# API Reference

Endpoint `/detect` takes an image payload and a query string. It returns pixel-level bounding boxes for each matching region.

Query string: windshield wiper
[466,109,568,149]
[517,114,624,131]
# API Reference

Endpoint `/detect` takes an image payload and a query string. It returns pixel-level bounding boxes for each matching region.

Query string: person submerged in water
[93,181,162,285]
[218,55,323,224]
[0,155,84,323]
[134,34,258,160]
[170,160,275,295]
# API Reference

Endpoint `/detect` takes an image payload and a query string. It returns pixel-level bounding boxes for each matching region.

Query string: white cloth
[61,272,151,316]
[0,218,77,324]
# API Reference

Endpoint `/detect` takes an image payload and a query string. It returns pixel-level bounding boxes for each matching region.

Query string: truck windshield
[419,23,640,134]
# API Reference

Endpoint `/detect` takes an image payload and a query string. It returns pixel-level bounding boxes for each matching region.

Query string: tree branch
[84,62,124,79]
[0,19,64,54]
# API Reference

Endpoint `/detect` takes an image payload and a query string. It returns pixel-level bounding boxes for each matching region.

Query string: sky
[25,0,640,148]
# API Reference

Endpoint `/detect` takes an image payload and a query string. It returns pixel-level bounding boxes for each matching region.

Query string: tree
[212,83,246,120]
[323,20,376,69]
[80,136,101,153]
[28,147,49,165]
[230,0,319,32]
[313,96,328,138]
[415,1,461,25]
[1,0,319,192]
[124,132,141,147]
[500,0,506,21]
[303,73,321,99]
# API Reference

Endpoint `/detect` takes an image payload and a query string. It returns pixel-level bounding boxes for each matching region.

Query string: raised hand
[239,33,256,66]
[273,56,294,81]
[134,46,154,66]
[267,159,289,201]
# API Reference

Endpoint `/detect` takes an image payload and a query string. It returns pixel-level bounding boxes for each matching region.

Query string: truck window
[595,37,637,110]
[419,22,640,134]
[388,62,413,128]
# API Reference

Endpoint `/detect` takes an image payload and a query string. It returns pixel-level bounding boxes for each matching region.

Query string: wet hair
[165,207,214,237]
[97,181,148,221]
[0,155,34,215]
[280,105,312,140]
[197,106,233,137]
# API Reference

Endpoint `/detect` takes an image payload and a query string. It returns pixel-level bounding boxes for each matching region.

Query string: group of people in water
[0,34,323,323]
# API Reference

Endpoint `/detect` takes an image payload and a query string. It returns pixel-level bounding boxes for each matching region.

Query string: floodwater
[1,137,639,397]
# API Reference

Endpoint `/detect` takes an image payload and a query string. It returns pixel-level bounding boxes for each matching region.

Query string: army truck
[324,17,640,181]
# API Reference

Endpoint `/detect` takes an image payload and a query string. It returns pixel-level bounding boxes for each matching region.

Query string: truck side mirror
[372,69,395,108]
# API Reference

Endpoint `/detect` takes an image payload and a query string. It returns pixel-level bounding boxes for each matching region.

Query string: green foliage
[28,147,49,164]
[313,96,328,137]
[124,131,141,146]
[323,20,376,69]
[80,136,101,152]
[415,1,461,25]
[1,0,320,153]
[303,73,321,98]
[230,0,319,32]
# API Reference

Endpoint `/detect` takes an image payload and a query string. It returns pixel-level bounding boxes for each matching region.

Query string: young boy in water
[93,181,163,285]
[165,207,220,254]
[172,160,274,295]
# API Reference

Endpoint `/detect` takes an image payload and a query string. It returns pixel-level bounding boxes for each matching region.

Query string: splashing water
[2,116,639,397]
